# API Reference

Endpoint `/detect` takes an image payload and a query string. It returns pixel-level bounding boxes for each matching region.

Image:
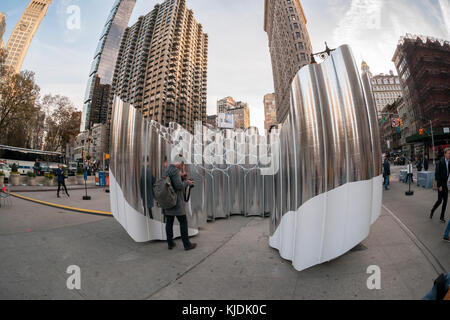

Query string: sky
[1,0,449,132]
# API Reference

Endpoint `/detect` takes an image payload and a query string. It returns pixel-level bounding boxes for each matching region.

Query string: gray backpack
[153,176,177,209]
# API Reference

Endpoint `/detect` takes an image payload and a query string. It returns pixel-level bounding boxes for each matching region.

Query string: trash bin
[99,171,106,187]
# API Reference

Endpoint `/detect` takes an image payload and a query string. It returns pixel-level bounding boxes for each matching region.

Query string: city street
[0,176,447,300]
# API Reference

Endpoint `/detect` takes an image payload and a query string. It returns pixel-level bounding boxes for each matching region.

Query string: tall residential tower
[110,0,208,133]
[264,0,313,123]
[4,0,52,73]
[81,0,137,132]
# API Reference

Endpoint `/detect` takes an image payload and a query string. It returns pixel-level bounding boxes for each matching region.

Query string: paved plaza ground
[0,167,448,300]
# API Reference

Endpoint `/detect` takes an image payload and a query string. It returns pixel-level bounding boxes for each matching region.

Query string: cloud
[438,0,450,37]
[332,0,448,74]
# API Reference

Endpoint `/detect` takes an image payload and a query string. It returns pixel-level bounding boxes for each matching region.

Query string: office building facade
[216,97,250,130]
[81,0,137,132]
[392,34,450,158]
[361,61,402,114]
[4,0,52,73]
[264,93,278,131]
[264,0,313,123]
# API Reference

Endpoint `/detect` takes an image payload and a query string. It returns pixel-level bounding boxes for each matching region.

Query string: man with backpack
[155,154,196,251]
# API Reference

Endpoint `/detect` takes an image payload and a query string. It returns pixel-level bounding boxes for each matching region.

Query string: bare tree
[0,48,41,147]
[42,94,81,152]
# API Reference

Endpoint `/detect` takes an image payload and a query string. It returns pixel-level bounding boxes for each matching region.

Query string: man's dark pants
[431,186,448,220]
[57,180,69,197]
[165,215,191,248]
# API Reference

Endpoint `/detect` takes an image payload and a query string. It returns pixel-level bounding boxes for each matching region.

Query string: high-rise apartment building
[392,34,450,157]
[264,0,313,123]
[4,0,52,73]
[110,0,208,133]
[264,93,278,131]
[81,0,137,132]
[216,97,250,130]
[361,61,402,114]
[0,12,6,48]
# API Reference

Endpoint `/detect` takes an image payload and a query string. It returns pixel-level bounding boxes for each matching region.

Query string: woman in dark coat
[162,155,196,251]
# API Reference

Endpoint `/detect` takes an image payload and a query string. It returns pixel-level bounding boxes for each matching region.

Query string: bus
[0,145,65,176]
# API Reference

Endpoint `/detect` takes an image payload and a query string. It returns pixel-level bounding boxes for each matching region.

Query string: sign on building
[218,113,234,129]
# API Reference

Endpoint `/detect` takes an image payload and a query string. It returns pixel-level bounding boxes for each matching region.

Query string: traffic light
[419,128,424,135]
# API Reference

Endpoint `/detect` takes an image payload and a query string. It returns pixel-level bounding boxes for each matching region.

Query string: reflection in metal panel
[109,45,382,271]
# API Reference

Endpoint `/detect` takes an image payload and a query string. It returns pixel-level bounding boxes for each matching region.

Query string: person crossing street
[56,164,70,198]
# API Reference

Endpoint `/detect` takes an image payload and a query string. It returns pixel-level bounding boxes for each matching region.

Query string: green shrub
[27,171,36,178]
[44,173,54,179]
[11,163,19,174]
[0,170,4,176]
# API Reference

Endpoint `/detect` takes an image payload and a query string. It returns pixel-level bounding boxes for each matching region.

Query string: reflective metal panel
[109,45,382,271]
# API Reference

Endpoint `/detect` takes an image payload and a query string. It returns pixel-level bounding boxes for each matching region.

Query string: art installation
[109,45,383,271]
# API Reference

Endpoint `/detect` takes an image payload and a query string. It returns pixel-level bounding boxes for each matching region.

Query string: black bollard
[405,174,414,196]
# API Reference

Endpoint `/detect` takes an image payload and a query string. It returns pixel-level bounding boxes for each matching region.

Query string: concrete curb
[8,185,104,193]
[10,192,113,217]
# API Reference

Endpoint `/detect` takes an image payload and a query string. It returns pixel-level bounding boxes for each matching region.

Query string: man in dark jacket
[163,154,196,251]
[424,155,429,171]
[383,158,391,190]
[430,148,450,224]
[140,161,154,219]
[56,164,69,198]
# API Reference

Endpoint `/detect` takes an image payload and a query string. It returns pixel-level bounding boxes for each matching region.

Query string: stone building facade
[264,0,313,123]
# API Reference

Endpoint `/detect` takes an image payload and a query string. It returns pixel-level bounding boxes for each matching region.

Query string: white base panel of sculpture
[269,175,382,272]
[109,172,199,242]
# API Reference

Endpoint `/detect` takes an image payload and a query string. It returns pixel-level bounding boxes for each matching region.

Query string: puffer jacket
[162,165,190,216]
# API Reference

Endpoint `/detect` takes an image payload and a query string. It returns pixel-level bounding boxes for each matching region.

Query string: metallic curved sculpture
[109,45,382,271]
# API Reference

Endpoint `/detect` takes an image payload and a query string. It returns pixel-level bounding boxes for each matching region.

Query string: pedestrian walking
[417,158,423,172]
[56,164,69,198]
[430,148,450,224]
[162,154,196,251]
[383,158,391,190]
[424,155,429,171]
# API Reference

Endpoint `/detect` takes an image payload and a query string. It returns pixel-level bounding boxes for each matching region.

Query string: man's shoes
[429,212,434,219]
[440,218,446,224]
[443,237,450,243]
[66,193,70,197]
[184,243,197,251]
[57,194,60,198]
[168,242,176,250]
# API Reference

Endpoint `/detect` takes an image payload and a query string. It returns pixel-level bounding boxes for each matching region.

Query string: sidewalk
[7,184,102,193]
[0,186,442,299]
[382,179,449,271]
